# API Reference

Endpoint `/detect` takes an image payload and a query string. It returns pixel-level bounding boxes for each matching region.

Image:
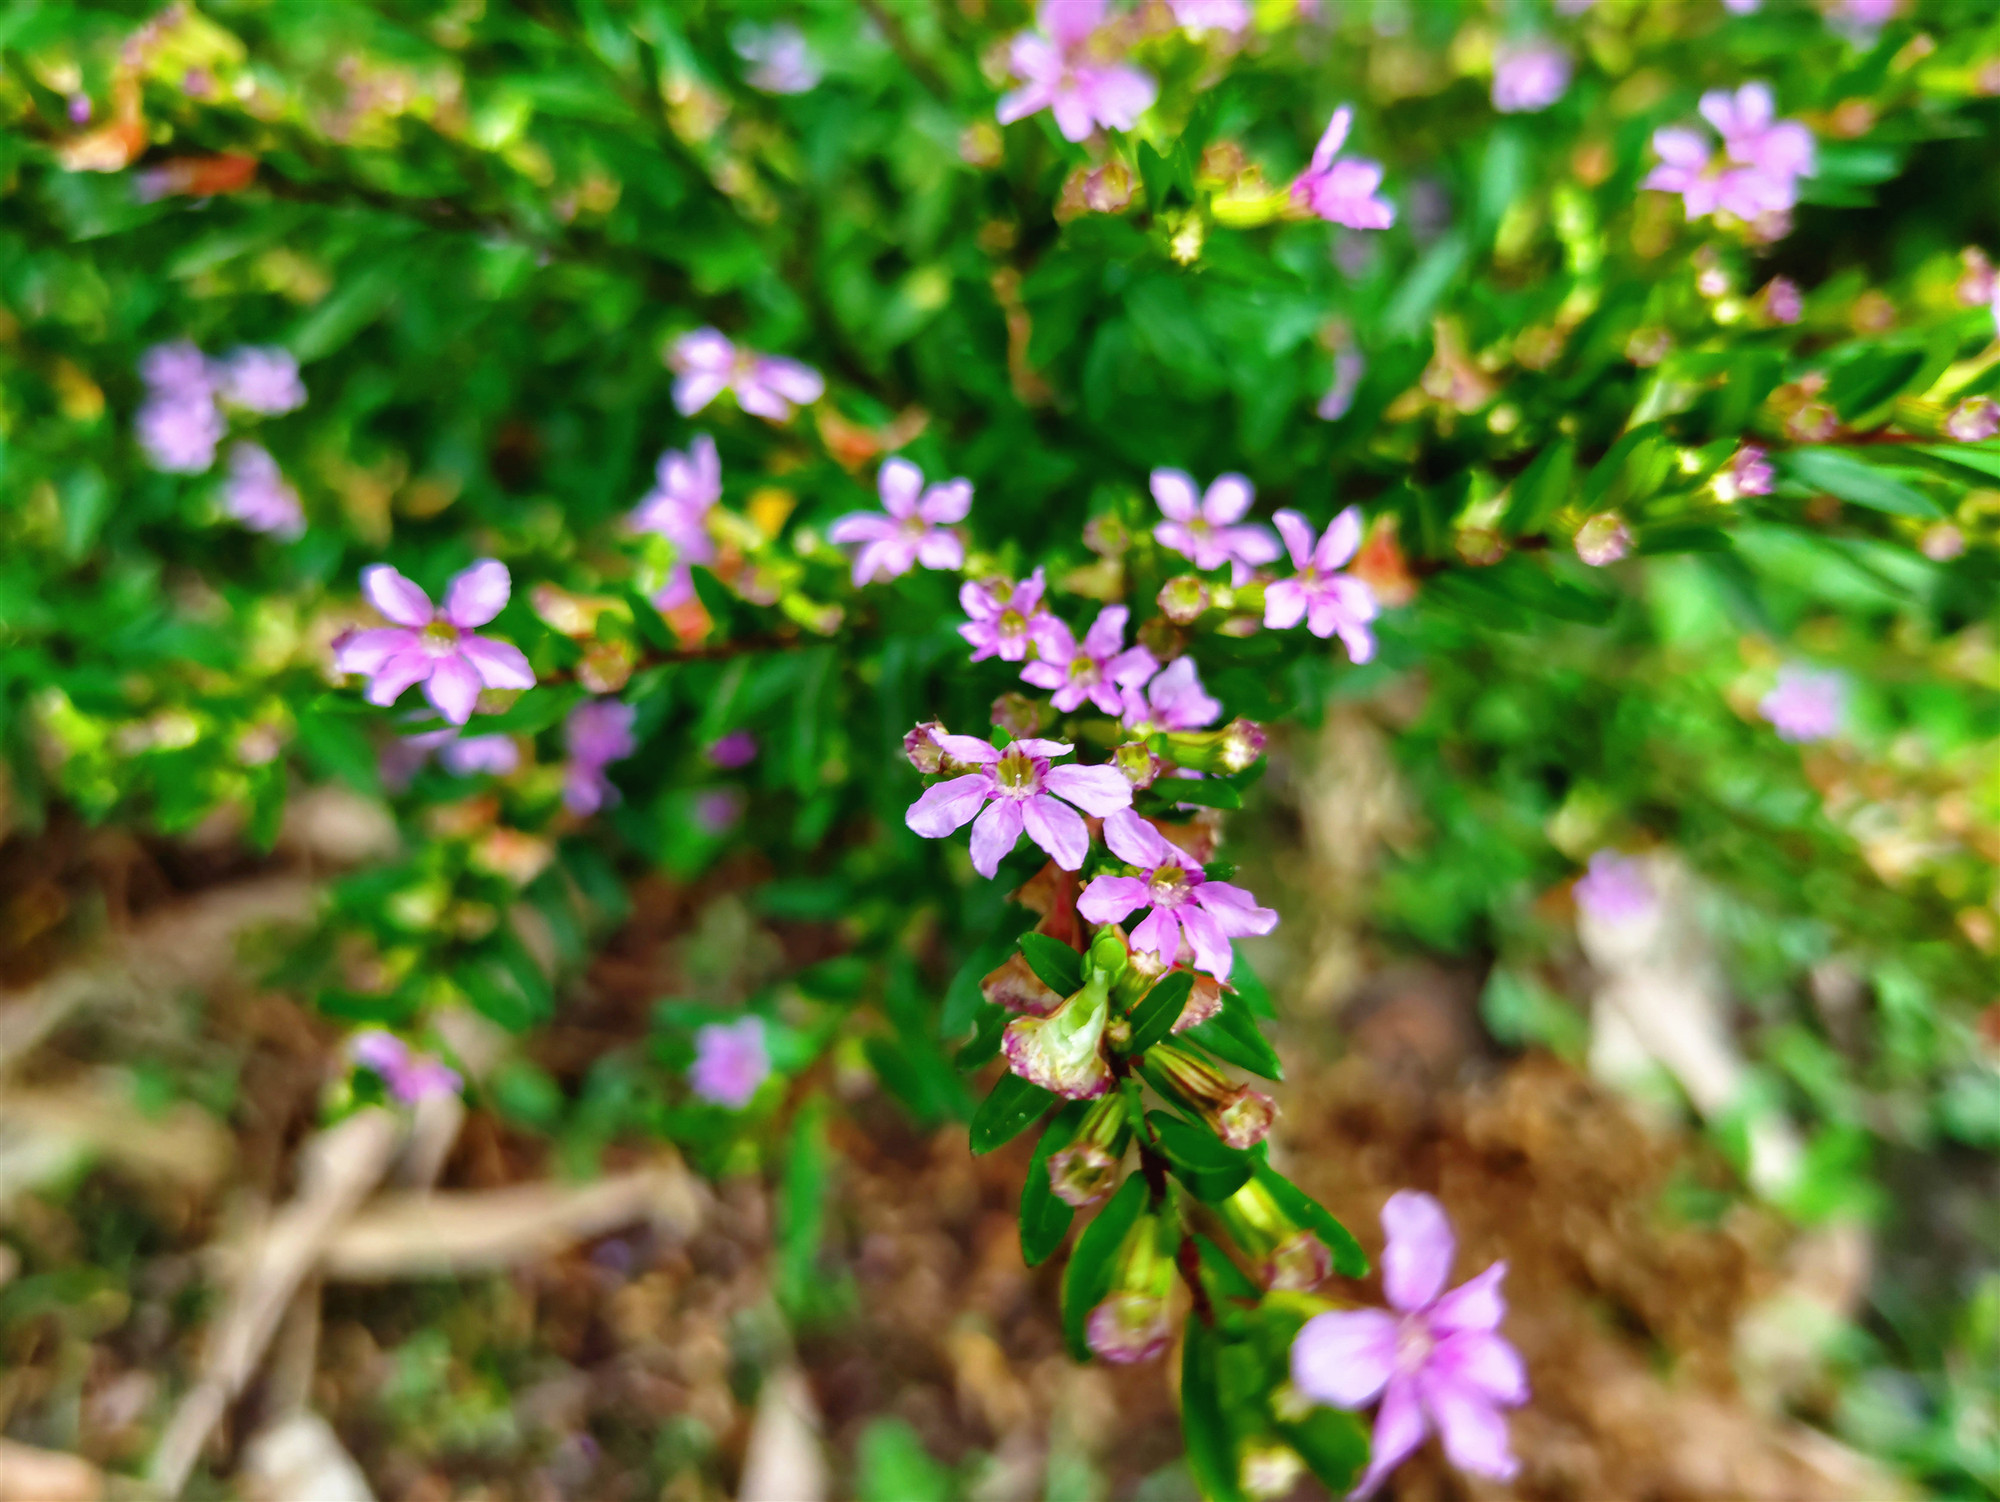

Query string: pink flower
[828,457,972,585]
[140,341,214,399]
[383,727,520,788]
[1265,508,1378,662]
[1119,656,1221,736]
[905,732,1132,877]
[1291,1192,1527,1498]
[736,23,822,94]
[215,346,306,414]
[668,328,824,422]
[1574,850,1655,926]
[1151,469,1281,585]
[563,698,636,814]
[1020,605,1158,714]
[1947,398,2000,443]
[351,1030,462,1105]
[1078,809,1277,976]
[1759,665,1844,743]
[996,0,1158,144]
[1491,41,1571,114]
[137,391,225,472]
[1833,0,1898,27]
[332,560,536,726]
[629,433,720,558]
[1291,108,1396,230]
[220,441,305,537]
[1168,0,1250,32]
[1318,350,1365,420]
[1573,513,1631,567]
[959,567,1064,663]
[1645,84,1814,225]
[1703,82,1815,187]
[1760,276,1803,324]
[689,1016,770,1109]
[1715,444,1774,500]
[705,730,758,768]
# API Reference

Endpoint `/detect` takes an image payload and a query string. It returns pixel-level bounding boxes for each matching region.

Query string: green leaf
[1124,971,1194,1055]
[1156,777,1241,811]
[854,1419,956,1502]
[1823,348,1925,420]
[1020,1100,1089,1267]
[1018,932,1084,997]
[1423,556,1617,629]
[1183,988,1284,1081]
[777,1100,830,1319]
[294,704,383,796]
[1149,1111,1254,1201]
[954,1002,1010,1070]
[1180,1320,1250,1502]
[968,1070,1056,1155]
[1275,1408,1369,1496]
[1251,1158,1366,1277]
[1912,443,2000,483]
[1061,1172,1148,1362]
[1501,439,1575,537]
[1193,1233,1261,1302]
[1230,953,1275,1021]
[1779,448,1943,519]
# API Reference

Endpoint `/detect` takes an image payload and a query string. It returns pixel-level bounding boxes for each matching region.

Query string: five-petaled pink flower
[829,457,972,585]
[996,0,1158,144]
[630,434,721,610]
[351,1030,462,1105]
[1645,83,1814,225]
[906,733,1132,877]
[334,560,535,726]
[1266,507,1379,663]
[1079,809,1277,976]
[690,1016,771,1109]
[1021,605,1158,714]
[1291,1191,1528,1498]
[1151,469,1281,585]
[668,328,825,422]
[564,698,637,815]
[1759,665,1845,743]
[1119,656,1222,736]
[1291,107,1396,230]
[960,567,1064,663]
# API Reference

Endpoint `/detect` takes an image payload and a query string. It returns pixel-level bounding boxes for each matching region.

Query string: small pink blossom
[382,726,520,788]
[215,346,307,414]
[137,391,225,473]
[1646,83,1814,225]
[735,23,822,94]
[1168,0,1250,32]
[1947,397,2000,443]
[1265,508,1378,661]
[1491,41,1571,114]
[905,733,1132,877]
[1715,444,1774,500]
[1759,665,1845,743]
[1291,1192,1527,1498]
[996,0,1158,144]
[1078,809,1277,976]
[1318,350,1365,420]
[1760,276,1803,324]
[564,698,636,814]
[351,1030,462,1104]
[332,560,536,726]
[1119,656,1221,736]
[1151,469,1281,584]
[1291,107,1396,230]
[220,442,304,538]
[630,434,721,612]
[1574,850,1655,926]
[140,340,214,399]
[690,1016,770,1108]
[959,567,1064,663]
[828,457,972,585]
[1831,0,1898,28]
[668,328,824,422]
[1020,605,1158,714]
[1573,513,1632,567]
[706,730,758,768]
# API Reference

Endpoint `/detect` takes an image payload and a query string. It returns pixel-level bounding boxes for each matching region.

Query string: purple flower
[1265,508,1378,662]
[959,567,1064,663]
[1291,1192,1527,1498]
[1833,0,1898,27]
[67,93,91,124]
[1574,850,1655,926]
[1704,82,1815,186]
[332,560,536,726]
[735,23,823,94]
[668,329,824,422]
[1761,276,1803,325]
[629,433,721,559]
[828,458,972,585]
[1947,398,2000,443]
[220,442,304,538]
[1078,809,1277,977]
[1318,350,1365,420]
[136,392,225,473]
[905,733,1132,877]
[215,346,306,415]
[1646,83,1814,225]
[380,719,520,789]
[689,1016,770,1109]
[563,698,637,814]
[995,0,1158,144]
[1723,0,1761,11]
[1492,41,1571,114]
[694,788,746,833]
[1118,656,1222,736]
[1151,469,1281,585]
[1168,0,1250,32]
[1020,605,1158,714]
[1759,665,1845,743]
[1716,444,1774,501]
[1573,513,1632,567]
[140,341,214,399]
[706,730,758,769]
[351,1030,462,1105]
[1291,108,1396,231]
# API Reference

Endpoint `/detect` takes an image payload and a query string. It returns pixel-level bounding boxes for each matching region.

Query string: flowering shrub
[8,0,2000,1493]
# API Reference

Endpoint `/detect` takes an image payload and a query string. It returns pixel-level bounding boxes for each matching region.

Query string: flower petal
[1265,579,1309,631]
[1311,106,1353,174]
[1044,763,1134,818]
[1022,793,1089,871]
[365,649,434,706]
[1431,1329,1528,1407]
[1178,903,1234,979]
[878,456,924,517]
[1101,806,1172,868]
[674,369,732,416]
[1193,881,1279,937]
[1381,1190,1456,1312]
[362,565,434,627]
[1419,1372,1519,1481]
[425,655,483,725]
[1080,605,1129,660]
[918,478,973,524]
[969,798,1026,877]
[906,773,993,837]
[1429,1260,1508,1334]
[1202,473,1255,525]
[1149,468,1200,522]
[828,512,898,544]
[335,627,418,676]
[1129,905,1181,966]
[461,635,535,690]
[1351,1375,1428,1499]
[1272,510,1317,572]
[1289,1308,1396,1408]
[442,559,510,627]
[1077,875,1151,925]
[1316,506,1364,571]
[934,734,1003,764]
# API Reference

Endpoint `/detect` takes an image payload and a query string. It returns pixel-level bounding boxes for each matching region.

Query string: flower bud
[1158,574,1210,625]
[1113,740,1163,790]
[991,692,1049,739]
[1047,1095,1129,1207]
[1164,718,1267,775]
[1573,513,1631,567]
[1262,1231,1335,1292]
[904,721,946,773]
[1088,928,1129,980]
[1785,401,1837,443]
[1948,397,2000,443]
[1239,1444,1306,1501]
[982,950,1063,1016]
[1149,1043,1278,1149]
[1002,970,1114,1099]
[1172,971,1224,1033]
[1213,1178,1331,1292]
[1758,275,1802,325]
[1085,1210,1174,1363]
